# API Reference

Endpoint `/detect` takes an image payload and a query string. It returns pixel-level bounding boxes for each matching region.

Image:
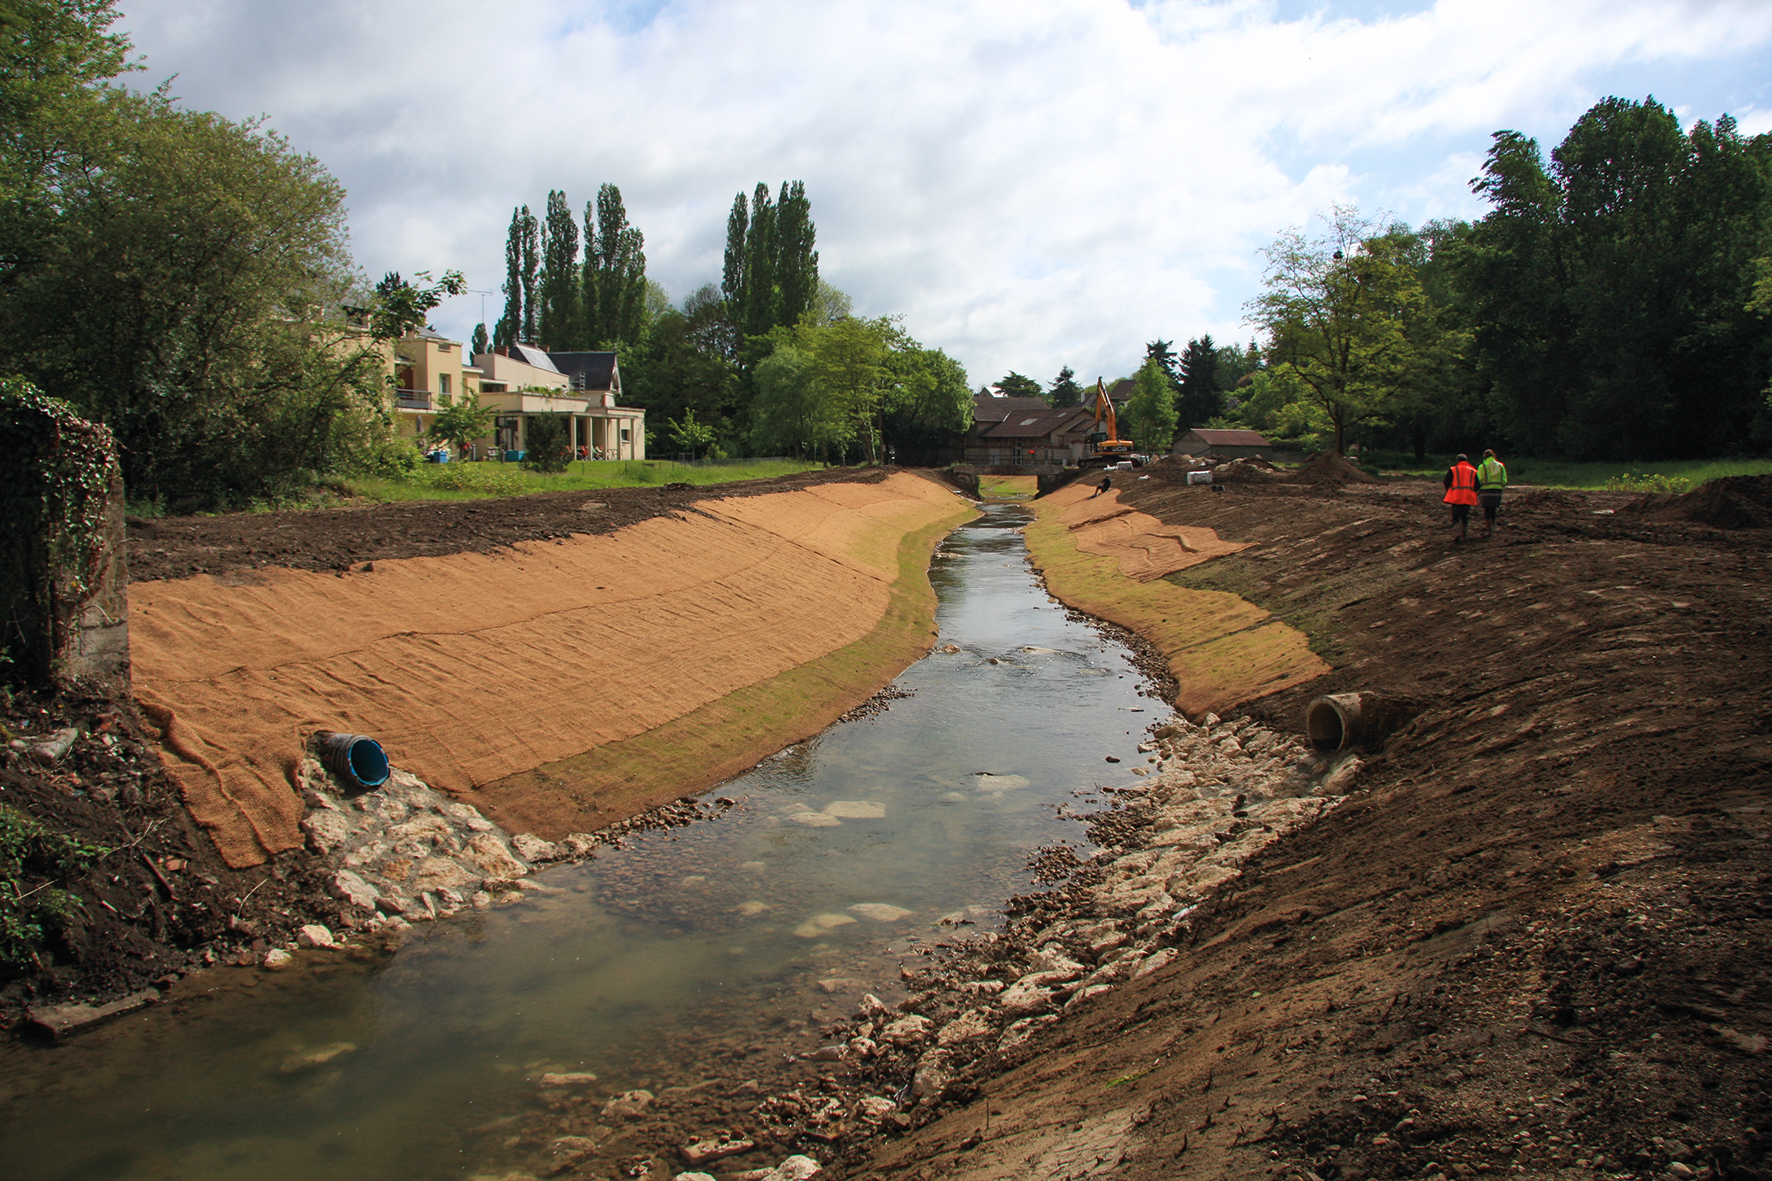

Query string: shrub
[1604,472,1692,494]
[0,805,107,971]
[522,413,573,474]
[419,463,526,495]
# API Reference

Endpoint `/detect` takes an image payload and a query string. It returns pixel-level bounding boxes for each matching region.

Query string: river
[0,501,1166,1180]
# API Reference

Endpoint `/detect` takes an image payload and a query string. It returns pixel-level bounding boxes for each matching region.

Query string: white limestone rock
[848,903,912,923]
[511,832,561,862]
[823,800,886,819]
[296,924,335,949]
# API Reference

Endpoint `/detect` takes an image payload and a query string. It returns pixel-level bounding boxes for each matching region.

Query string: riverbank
[838,464,1772,1181]
[1,468,974,1020]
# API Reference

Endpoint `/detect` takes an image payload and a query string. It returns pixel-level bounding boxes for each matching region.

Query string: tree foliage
[583,183,647,348]
[1124,358,1178,452]
[1246,206,1428,455]
[1453,97,1772,458]
[994,372,1043,399]
[722,180,819,354]
[520,412,573,473]
[1048,366,1084,408]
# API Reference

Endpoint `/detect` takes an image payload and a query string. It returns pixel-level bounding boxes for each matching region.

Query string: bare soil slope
[848,467,1772,1181]
[128,471,972,867]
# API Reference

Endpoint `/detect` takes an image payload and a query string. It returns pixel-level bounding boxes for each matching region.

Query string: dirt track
[846,466,1772,1181]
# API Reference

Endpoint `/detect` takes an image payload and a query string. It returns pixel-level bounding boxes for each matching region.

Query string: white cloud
[117,0,1772,385]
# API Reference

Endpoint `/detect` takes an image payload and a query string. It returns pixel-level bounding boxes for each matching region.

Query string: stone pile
[291,756,579,936]
[796,711,1360,1118]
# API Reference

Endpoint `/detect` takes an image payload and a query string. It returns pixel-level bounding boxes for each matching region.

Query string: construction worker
[1442,453,1480,542]
[1475,448,1508,537]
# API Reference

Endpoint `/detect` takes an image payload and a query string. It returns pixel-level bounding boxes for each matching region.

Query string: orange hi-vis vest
[1443,461,1480,506]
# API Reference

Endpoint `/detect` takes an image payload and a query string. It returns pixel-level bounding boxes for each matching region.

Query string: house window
[620,429,630,443]
[438,374,451,398]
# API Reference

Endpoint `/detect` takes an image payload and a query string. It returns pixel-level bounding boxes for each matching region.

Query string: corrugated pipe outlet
[1306,691,1425,753]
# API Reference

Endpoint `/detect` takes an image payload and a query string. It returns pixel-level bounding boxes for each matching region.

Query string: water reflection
[0,502,1163,1181]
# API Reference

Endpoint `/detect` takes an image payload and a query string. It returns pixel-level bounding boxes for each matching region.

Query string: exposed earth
[3,462,1770,1181]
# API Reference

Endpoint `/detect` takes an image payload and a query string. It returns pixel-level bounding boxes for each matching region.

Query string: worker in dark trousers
[1475,449,1508,537]
[1092,474,1112,498]
[1443,453,1480,542]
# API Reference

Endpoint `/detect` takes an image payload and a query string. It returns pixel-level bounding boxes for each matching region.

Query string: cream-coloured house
[392,331,482,443]
[473,344,645,461]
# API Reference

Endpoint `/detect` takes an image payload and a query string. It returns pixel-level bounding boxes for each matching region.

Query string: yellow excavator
[1082,377,1135,468]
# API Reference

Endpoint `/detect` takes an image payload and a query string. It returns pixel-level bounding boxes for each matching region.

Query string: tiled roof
[982,407,1095,439]
[1184,428,1272,447]
[548,351,618,391]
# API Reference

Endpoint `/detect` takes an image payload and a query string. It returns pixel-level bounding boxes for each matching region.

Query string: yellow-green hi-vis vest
[1477,458,1507,489]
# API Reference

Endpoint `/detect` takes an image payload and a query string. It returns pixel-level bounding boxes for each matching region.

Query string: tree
[666,408,716,459]
[722,180,820,351]
[883,346,973,465]
[495,205,538,347]
[427,391,497,456]
[471,322,489,359]
[1124,358,1178,452]
[750,344,848,460]
[1176,335,1221,428]
[1455,98,1772,458]
[370,269,467,340]
[994,372,1043,399]
[0,84,392,508]
[582,183,646,348]
[1246,206,1425,455]
[537,189,579,348]
[1048,366,1084,408]
[521,413,573,472]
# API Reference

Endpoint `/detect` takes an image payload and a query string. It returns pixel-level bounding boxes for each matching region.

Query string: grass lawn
[1353,451,1772,492]
[340,458,827,503]
[978,475,1038,499]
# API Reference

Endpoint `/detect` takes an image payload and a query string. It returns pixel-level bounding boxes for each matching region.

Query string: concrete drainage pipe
[1306,691,1423,753]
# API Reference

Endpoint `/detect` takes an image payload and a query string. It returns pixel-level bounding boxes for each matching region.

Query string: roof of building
[506,343,562,374]
[548,351,619,391]
[981,406,1095,439]
[971,395,1052,426]
[1183,428,1273,446]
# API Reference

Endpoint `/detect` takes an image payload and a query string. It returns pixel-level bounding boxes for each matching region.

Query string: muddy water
[0,502,1163,1181]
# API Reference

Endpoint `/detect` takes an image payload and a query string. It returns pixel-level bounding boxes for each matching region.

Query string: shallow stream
[0,502,1165,1180]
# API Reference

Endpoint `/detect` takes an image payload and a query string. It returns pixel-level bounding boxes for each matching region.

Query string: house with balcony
[473,345,645,461]
[392,331,481,443]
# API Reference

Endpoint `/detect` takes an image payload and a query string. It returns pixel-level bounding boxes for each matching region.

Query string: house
[471,345,646,460]
[391,331,481,442]
[960,393,1127,467]
[1173,427,1273,460]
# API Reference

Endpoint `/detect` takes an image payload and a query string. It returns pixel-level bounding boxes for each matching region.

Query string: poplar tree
[537,189,579,349]
[722,180,820,352]
[740,182,777,341]
[775,180,819,329]
[581,183,647,348]
[519,206,539,343]
[494,206,525,348]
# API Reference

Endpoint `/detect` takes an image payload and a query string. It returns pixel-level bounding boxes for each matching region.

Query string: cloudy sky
[118,0,1772,389]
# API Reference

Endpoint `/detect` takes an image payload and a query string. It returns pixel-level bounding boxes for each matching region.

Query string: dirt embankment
[845,464,1772,1181]
[2,469,974,1018]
